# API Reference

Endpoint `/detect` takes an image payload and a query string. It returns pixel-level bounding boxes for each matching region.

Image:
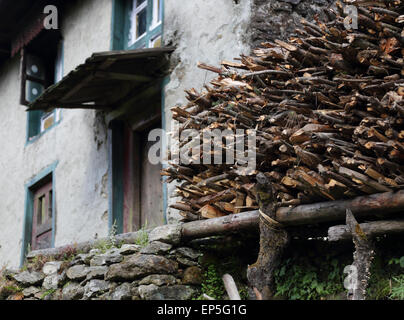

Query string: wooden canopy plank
[94,71,153,82]
[61,74,95,102]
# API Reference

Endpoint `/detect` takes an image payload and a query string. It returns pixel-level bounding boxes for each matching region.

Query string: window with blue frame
[113,0,163,50]
[22,30,63,141]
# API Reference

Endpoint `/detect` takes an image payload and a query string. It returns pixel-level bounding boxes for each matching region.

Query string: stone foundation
[0,225,258,300]
[0,226,204,300]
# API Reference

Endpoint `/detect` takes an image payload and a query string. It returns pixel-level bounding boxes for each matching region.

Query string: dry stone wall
[0,226,204,300]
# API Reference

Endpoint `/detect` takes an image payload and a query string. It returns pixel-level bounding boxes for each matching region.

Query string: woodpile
[163,0,404,222]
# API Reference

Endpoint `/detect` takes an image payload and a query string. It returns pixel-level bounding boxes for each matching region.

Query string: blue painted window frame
[21,161,58,267]
[111,0,163,51]
[26,109,63,145]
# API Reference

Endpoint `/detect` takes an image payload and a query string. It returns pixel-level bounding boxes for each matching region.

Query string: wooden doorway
[123,118,164,233]
[31,178,53,250]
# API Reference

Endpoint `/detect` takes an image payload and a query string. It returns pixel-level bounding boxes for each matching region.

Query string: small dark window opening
[21,30,61,106]
[21,30,63,140]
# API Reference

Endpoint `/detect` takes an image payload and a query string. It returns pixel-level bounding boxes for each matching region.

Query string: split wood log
[345,209,375,301]
[328,219,404,241]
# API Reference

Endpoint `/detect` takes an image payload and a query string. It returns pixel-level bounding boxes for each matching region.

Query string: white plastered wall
[0,0,112,268]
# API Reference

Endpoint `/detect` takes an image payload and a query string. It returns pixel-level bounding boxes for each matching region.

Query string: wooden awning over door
[27,47,175,111]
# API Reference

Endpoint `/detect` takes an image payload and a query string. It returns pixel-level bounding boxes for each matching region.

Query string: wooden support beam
[182,191,404,239]
[276,190,404,226]
[181,210,259,239]
[328,219,404,241]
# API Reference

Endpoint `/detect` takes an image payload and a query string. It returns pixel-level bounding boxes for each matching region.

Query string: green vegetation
[94,221,149,252]
[274,255,345,300]
[273,238,404,300]
[198,264,226,300]
[28,255,51,272]
[133,226,149,248]
[367,253,404,300]
[94,221,123,253]
[54,245,79,262]
[41,289,56,300]
[195,234,257,300]
[390,275,404,300]
[3,285,22,294]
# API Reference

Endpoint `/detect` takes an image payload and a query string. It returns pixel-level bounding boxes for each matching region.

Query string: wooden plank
[94,70,153,82]
[106,80,162,123]
[60,75,95,102]
[89,47,175,62]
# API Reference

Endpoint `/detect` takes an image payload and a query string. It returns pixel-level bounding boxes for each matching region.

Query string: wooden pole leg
[247,173,289,300]
[247,219,289,300]
[346,209,375,300]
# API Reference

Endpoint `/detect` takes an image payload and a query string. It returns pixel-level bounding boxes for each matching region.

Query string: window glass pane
[26,54,45,80]
[37,195,45,225]
[137,8,147,38]
[48,190,53,220]
[158,0,162,22]
[150,35,161,48]
[136,0,146,8]
[26,80,44,103]
[42,195,46,224]
[54,41,64,84]
[41,112,55,132]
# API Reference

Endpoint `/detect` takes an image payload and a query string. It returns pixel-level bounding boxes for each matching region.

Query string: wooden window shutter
[20,49,47,106]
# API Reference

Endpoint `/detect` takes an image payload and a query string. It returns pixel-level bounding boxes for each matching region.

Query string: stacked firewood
[163,0,404,221]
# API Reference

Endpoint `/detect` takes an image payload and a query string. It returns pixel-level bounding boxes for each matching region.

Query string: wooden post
[246,173,289,300]
[345,209,375,300]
